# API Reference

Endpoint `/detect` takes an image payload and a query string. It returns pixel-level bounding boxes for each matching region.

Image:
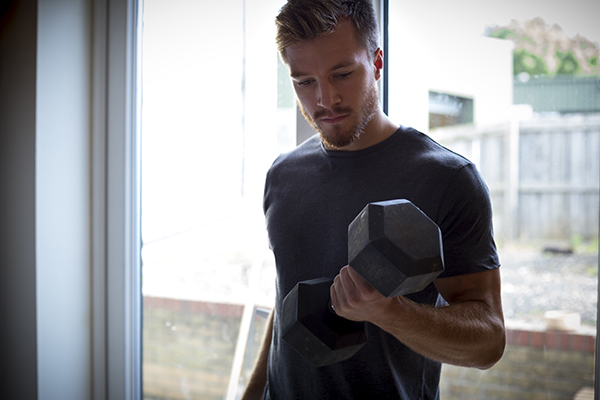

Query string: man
[243,0,505,398]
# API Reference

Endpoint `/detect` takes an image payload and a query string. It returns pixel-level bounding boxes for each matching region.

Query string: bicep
[434,268,502,311]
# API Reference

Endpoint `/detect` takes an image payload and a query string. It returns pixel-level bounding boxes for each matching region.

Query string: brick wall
[142,297,596,399]
[441,326,596,400]
[143,297,244,400]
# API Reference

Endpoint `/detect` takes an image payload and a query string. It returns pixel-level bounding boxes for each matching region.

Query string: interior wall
[0,0,94,398]
[0,0,39,398]
[36,0,92,398]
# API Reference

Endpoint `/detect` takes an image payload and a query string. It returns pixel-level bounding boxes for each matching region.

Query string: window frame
[92,0,143,398]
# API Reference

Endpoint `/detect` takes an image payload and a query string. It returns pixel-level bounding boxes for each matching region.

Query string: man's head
[276,0,384,150]
[276,0,379,63]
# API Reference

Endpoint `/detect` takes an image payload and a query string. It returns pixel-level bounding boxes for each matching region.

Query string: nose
[317,81,340,110]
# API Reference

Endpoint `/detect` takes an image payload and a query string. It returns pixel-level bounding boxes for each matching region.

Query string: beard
[300,83,380,149]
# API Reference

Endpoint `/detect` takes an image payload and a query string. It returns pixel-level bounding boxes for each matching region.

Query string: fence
[514,76,600,114]
[429,113,600,244]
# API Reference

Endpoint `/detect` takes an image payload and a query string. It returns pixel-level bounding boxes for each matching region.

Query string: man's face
[283,18,382,150]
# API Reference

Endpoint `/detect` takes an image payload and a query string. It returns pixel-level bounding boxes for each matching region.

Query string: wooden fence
[429,113,600,244]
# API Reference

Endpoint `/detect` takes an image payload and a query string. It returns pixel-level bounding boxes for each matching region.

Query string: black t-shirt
[262,127,500,399]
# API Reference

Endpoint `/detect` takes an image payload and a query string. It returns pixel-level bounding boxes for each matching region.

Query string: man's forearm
[332,267,506,369]
[241,309,273,400]
[372,296,505,369]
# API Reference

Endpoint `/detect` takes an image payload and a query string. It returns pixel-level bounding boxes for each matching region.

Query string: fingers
[331,265,387,323]
[345,265,366,287]
[331,266,375,322]
[331,266,366,310]
[340,265,374,297]
[338,265,356,293]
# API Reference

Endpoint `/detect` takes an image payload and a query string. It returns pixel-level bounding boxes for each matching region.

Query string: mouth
[320,114,348,124]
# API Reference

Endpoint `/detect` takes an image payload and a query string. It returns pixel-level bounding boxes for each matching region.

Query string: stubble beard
[300,83,380,150]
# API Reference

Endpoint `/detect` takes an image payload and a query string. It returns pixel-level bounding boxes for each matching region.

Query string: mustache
[313,107,353,121]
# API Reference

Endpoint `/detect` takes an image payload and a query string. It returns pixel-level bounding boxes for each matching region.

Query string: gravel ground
[498,244,598,327]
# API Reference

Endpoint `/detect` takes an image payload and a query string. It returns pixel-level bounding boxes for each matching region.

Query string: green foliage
[555,50,581,75]
[522,35,536,46]
[489,28,536,45]
[585,265,598,277]
[489,28,517,40]
[513,48,548,76]
[571,234,599,254]
[487,22,599,77]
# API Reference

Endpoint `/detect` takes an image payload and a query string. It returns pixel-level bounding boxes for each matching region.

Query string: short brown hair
[276,0,379,60]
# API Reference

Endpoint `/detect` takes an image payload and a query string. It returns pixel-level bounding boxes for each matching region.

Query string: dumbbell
[280,199,445,367]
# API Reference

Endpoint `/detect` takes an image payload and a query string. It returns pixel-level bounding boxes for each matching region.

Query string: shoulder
[388,127,476,191]
[399,126,471,170]
[268,134,322,172]
[264,134,324,205]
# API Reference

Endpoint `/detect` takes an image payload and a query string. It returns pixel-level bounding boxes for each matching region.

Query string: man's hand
[330,266,505,370]
[330,265,392,323]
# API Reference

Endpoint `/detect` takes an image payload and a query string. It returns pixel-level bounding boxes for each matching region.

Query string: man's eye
[296,79,313,87]
[336,72,352,79]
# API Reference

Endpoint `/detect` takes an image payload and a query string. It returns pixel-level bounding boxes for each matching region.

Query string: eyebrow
[290,60,355,79]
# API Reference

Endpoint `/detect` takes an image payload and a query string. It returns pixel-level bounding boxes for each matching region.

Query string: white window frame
[92,0,142,398]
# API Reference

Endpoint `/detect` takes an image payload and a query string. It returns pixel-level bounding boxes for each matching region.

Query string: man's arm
[241,309,273,400]
[330,266,505,369]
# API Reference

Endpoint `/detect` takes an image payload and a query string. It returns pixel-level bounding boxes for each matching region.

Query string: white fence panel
[430,113,600,243]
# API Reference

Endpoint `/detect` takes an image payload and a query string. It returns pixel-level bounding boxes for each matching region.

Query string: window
[138,0,599,399]
[429,91,474,129]
[140,1,290,398]
[388,1,598,398]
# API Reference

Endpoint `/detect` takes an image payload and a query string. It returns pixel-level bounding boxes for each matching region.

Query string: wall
[143,298,243,400]
[441,327,596,399]
[143,298,596,400]
[36,0,92,397]
[143,298,269,400]
[0,0,94,398]
[0,1,38,397]
[387,2,514,133]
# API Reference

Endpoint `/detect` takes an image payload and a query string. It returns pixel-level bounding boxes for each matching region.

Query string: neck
[326,109,399,152]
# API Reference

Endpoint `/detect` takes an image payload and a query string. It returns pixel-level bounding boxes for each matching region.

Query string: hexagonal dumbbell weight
[281,199,444,367]
[280,277,368,368]
[348,199,445,297]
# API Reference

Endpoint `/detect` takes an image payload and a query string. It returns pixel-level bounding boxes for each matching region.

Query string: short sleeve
[435,163,500,278]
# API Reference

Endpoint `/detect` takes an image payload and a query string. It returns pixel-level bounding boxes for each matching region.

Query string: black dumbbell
[281,199,445,367]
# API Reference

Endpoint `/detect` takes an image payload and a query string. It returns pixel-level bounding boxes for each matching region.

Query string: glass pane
[389,1,598,398]
[140,1,288,398]
[429,91,474,129]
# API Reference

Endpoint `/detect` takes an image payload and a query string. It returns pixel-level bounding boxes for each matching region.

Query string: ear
[373,48,383,80]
